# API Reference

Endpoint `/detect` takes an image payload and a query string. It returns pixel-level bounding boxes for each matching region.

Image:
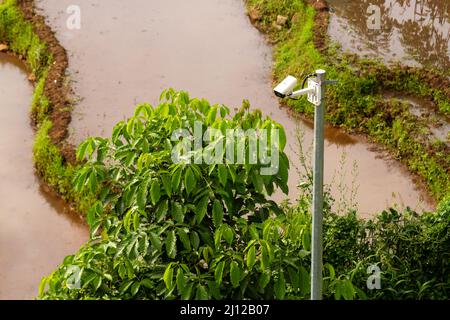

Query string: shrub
[39,90,362,300]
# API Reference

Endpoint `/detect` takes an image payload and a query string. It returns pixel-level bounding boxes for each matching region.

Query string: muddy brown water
[0,53,88,300]
[327,0,450,70]
[37,0,434,215]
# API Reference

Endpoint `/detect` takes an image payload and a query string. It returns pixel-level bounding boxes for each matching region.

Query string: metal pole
[311,69,326,300]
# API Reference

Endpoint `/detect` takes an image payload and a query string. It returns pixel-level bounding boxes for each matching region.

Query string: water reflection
[0,52,88,300]
[327,0,450,70]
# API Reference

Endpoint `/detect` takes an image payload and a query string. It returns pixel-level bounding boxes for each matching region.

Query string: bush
[39,90,362,300]
[322,202,450,299]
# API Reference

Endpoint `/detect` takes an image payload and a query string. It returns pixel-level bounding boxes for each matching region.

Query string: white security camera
[273,75,298,98]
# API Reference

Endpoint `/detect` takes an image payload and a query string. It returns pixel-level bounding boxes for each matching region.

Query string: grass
[0,0,49,76]
[0,0,94,213]
[245,0,449,201]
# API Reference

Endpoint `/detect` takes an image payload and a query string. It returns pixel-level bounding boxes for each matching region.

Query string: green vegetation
[243,0,450,299]
[245,0,449,200]
[322,197,450,299]
[39,90,361,300]
[1,0,448,300]
[39,91,450,300]
[0,0,93,211]
[0,0,49,77]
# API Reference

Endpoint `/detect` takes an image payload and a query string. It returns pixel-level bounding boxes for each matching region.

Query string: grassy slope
[0,0,93,212]
[245,0,449,201]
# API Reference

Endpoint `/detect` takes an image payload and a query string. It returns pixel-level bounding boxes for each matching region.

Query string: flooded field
[327,0,450,70]
[36,0,434,215]
[0,53,88,300]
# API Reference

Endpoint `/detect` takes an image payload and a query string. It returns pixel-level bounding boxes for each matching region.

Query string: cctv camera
[274,75,298,98]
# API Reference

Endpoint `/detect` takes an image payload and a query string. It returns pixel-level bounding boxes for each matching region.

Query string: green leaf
[227,166,236,183]
[149,232,162,251]
[161,174,172,198]
[278,125,287,150]
[172,202,185,224]
[207,280,222,300]
[155,200,168,222]
[118,264,126,280]
[246,245,256,270]
[214,229,223,249]
[184,167,197,195]
[177,228,191,251]
[136,180,149,210]
[140,279,153,289]
[190,231,200,251]
[123,208,134,233]
[176,268,186,293]
[38,277,48,297]
[207,106,218,125]
[171,167,182,191]
[195,285,209,300]
[298,266,310,295]
[324,263,336,281]
[249,224,260,240]
[150,180,161,205]
[88,171,98,193]
[258,272,270,290]
[76,140,89,161]
[133,211,141,230]
[288,267,300,290]
[230,261,242,288]
[222,225,234,245]
[218,165,228,187]
[112,122,125,144]
[274,273,286,299]
[354,286,368,300]
[215,261,226,285]
[93,276,102,291]
[125,259,135,279]
[181,283,194,300]
[73,169,88,192]
[165,231,177,259]
[212,199,224,228]
[86,206,96,228]
[261,244,270,270]
[163,264,174,289]
[131,282,141,296]
[334,281,343,300]
[341,279,355,300]
[196,196,209,224]
[251,170,264,194]
[119,280,133,294]
[302,227,311,251]
[279,153,289,190]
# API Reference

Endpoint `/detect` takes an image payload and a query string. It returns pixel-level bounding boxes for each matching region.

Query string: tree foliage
[39,90,357,300]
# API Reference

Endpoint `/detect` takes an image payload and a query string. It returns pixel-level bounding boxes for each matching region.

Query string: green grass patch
[0,0,50,77]
[0,0,94,213]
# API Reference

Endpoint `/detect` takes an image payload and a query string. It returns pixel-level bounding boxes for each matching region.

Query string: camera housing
[273,75,298,98]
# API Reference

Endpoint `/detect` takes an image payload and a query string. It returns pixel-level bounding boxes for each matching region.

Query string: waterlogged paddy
[327,0,450,70]
[37,0,434,215]
[0,53,88,300]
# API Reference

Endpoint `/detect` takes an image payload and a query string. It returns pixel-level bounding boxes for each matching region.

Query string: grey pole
[311,69,326,300]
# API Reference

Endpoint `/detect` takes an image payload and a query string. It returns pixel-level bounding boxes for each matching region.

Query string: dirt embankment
[17,0,76,164]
